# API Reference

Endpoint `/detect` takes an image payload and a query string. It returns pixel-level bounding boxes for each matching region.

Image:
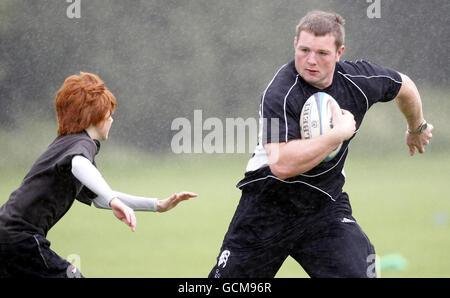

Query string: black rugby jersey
[0,130,99,243]
[238,60,402,201]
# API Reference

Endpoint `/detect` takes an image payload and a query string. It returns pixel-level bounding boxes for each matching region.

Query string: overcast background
[0,0,448,159]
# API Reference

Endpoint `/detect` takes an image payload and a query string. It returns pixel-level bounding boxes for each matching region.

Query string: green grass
[1,149,449,277]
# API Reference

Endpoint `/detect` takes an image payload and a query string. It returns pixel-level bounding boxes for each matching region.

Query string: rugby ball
[300,92,342,162]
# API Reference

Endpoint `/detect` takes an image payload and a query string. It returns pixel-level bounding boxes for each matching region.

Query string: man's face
[294,30,344,89]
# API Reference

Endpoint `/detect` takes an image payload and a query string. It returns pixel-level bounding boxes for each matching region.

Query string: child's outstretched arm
[94,188,197,213]
[71,155,136,231]
[71,155,197,214]
[93,191,158,212]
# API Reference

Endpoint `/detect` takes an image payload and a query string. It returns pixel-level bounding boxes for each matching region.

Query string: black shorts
[209,190,376,278]
[0,234,83,278]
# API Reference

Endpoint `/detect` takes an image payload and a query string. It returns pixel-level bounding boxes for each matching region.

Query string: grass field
[0,145,449,278]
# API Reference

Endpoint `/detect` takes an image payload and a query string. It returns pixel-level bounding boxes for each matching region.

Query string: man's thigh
[209,188,295,278]
[209,243,288,278]
[290,216,376,278]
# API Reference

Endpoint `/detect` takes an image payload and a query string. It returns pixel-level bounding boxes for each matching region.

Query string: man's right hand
[330,100,356,142]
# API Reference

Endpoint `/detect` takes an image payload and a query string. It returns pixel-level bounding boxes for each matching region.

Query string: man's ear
[336,45,345,62]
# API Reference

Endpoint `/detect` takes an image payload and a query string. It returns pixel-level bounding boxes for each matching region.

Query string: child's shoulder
[46,130,100,163]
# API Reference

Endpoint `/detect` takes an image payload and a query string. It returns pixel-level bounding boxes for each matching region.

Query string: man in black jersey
[209,11,433,278]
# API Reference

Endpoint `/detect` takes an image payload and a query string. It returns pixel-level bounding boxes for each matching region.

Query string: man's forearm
[395,73,424,130]
[266,133,342,180]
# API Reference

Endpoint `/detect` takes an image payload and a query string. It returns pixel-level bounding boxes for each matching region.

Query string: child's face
[95,112,113,141]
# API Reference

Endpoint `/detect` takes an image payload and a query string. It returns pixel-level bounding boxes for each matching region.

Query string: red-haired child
[0,72,197,277]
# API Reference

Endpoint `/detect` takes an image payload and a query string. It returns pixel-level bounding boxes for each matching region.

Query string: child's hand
[110,198,137,231]
[157,192,198,213]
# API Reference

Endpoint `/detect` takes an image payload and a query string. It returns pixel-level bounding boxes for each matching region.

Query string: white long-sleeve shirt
[71,155,158,211]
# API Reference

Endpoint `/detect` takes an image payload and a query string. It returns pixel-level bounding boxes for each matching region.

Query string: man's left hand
[406,123,434,156]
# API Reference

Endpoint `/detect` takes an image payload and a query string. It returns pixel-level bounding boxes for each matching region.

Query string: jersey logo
[218,250,231,268]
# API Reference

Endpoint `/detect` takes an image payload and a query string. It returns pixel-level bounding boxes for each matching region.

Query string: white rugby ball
[300,92,342,162]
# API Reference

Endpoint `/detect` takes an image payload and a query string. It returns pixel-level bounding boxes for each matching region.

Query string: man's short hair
[54,72,117,136]
[296,10,345,50]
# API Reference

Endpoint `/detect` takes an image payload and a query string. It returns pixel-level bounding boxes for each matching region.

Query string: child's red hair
[54,72,117,136]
